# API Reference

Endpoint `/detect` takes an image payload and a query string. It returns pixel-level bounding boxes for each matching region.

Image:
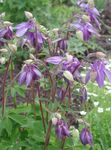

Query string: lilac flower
[15,19,35,37]
[46,54,81,81]
[57,38,68,51]
[80,87,87,103]
[73,22,98,41]
[0,26,13,40]
[19,64,41,86]
[85,60,111,88]
[26,31,46,51]
[80,128,93,146]
[81,3,100,28]
[55,120,70,139]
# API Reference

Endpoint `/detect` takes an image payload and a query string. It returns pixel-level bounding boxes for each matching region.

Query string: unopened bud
[88,0,94,7]
[96,52,106,58]
[8,44,17,52]
[4,21,13,26]
[52,117,58,126]
[63,70,74,81]
[66,53,73,62]
[76,30,83,41]
[25,11,33,19]
[29,54,36,61]
[0,48,8,52]
[0,12,5,18]
[82,15,90,22]
[55,113,61,120]
[72,128,79,139]
[90,71,97,82]
[0,57,6,64]
[24,59,33,64]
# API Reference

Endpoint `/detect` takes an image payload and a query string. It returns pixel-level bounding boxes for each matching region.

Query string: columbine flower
[73,22,98,41]
[85,60,111,88]
[81,3,100,28]
[46,54,81,81]
[19,64,41,86]
[55,120,70,139]
[15,19,35,37]
[57,38,68,51]
[0,26,13,40]
[80,128,93,147]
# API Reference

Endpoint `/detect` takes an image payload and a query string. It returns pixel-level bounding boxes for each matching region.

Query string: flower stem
[2,56,11,116]
[44,120,52,150]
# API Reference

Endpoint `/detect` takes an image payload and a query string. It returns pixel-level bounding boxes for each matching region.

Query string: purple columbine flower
[57,38,68,51]
[73,22,98,41]
[80,87,87,103]
[16,19,46,51]
[55,120,70,139]
[85,60,111,88]
[46,54,81,81]
[80,128,93,147]
[19,64,41,86]
[0,26,13,40]
[81,3,100,28]
[15,19,35,37]
[26,30,46,51]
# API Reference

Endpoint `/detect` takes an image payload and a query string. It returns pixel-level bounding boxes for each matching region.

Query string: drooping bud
[24,59,33,64]
[29,54,36,61]
[70,126,79,140]
[4,21,13,26]
[96,52,106,59]
[0,48,8,53]
[76,30,83,41]
[52,117,58,126]
[66,53,73,62]
[88,0,95,7]
[80,128,93,147]
[0,12,5,19]
[63,70,74,81]
[55,113,61,120]
[8,44,17,52]
[0,57,6,64]
[82,15,90,22]
[24,11,33,19]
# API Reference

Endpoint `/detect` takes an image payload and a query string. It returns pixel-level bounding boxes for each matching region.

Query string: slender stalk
[37,83,46,133]
[2,56,11,116]
[61,137,66,150]
[31,81,36,119]
[44,120,52,150]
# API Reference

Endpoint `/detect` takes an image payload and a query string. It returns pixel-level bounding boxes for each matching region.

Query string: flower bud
[82,15,90,22]
[24,11,33,19]
[96,52,106,58]
[70,126,79,140]
[63,70,74,81]
[0,57,6,64]
[55,113,61,120]
[76,30,83,41]
[66,53,73,62]
[24,59,33,64]
[29,54,36,61]
[0,12,5,18]
[0,48,8,53]
[8,44,17,52]
[4,21,13,26]
[52,117,58,126]
[88,0,94,7]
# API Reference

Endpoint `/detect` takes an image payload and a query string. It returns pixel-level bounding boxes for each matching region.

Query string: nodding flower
[73,21,98,41]
[85,60,111,88]
[15,19,46,51]
[80,128,93,147]
[55,119,70,139]
[19,63,41,86]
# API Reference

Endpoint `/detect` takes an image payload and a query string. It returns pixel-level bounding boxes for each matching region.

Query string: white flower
[93,101,99,107]
[97,107,104,113]
[79,111,87,116]
[106,107,111,111]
